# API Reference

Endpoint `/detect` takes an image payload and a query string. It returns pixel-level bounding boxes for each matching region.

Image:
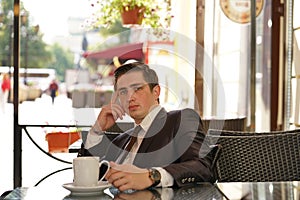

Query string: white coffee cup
[73,157,110,187]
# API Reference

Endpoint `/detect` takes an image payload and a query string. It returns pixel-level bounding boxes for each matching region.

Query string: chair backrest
[202,116,246,133]
[207,129,300,182]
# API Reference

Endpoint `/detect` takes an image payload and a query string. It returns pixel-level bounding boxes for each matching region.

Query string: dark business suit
[85,108,215,187]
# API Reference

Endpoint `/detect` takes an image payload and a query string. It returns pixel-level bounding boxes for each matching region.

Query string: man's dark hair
[114,62,159,91]
[114,62,160,103]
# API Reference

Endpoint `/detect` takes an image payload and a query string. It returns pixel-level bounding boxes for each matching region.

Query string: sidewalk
[0,103,14,195]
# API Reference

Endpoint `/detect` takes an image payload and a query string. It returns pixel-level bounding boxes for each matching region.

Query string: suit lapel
[133,109,182,167]
[136,108,168,154]
[106,129,133,161]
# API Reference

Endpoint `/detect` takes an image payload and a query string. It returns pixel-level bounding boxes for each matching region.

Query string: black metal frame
[13,0,21,188]
[15,124,91,188]
[23,125,88,164]
[34,167,72,187]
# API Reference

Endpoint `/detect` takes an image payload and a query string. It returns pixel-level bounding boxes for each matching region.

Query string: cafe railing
[19,123,134,187]
[20,124,89,186]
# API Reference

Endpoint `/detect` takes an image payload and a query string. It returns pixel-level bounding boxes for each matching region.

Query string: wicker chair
[208,129,300,182]
[202,116,246,133]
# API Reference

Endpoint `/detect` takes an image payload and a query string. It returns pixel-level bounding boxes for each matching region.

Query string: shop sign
[220,0,264,24]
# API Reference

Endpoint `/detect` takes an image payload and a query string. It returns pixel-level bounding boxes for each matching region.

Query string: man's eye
[119,90,127,95]
[133,86,143,91]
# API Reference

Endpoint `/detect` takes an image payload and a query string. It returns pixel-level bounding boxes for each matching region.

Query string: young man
[84,62,215,191]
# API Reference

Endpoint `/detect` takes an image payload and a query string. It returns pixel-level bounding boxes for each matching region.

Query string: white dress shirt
[85,105,174,187]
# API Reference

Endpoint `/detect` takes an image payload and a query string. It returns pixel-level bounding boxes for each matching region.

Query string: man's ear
[153,85,160,98]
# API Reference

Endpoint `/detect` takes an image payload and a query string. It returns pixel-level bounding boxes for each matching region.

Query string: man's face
[116,71,160,124]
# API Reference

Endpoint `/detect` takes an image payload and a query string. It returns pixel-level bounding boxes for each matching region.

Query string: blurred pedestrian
[0,73,11,113]
[49,79,58,104]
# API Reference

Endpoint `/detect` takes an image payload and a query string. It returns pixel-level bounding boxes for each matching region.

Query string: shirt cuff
[84,125,104,149]
[91,123,103,135]
[153,167,174,187]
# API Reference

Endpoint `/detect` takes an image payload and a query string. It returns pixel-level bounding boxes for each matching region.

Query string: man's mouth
[128,105,139,110]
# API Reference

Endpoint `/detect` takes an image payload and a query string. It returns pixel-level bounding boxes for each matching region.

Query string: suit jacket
[85,108,216,187]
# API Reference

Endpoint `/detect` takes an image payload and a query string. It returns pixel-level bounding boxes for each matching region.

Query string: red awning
[82,42,144,60]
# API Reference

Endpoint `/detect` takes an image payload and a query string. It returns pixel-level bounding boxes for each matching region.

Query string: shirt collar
[136,105,162,133]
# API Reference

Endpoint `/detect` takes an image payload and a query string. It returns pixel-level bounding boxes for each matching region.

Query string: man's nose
[127,89,135,101]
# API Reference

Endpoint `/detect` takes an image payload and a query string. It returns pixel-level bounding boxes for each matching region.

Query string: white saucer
[62,182,111,196]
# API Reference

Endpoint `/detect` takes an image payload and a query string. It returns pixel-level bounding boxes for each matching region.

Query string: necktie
[117,125,142,164]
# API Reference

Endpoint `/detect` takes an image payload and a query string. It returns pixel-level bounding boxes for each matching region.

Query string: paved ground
[0,103,14,195]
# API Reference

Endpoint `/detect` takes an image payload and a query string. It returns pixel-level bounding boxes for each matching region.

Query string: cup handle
[98,160,110,182]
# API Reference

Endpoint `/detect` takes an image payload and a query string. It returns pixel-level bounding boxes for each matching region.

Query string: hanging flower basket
[45,131,80,153]
[89,0,173,33]
[121,6,144,26]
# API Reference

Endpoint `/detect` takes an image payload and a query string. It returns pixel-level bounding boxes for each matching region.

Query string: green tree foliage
[20,25,53,68]
[0,0,14,66]
[99,20,130,43]
[46,43,74,82]
[0,0,52,68]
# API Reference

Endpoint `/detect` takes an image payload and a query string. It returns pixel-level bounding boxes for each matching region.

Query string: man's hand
[95,93,126,131]
[105,162,153,191]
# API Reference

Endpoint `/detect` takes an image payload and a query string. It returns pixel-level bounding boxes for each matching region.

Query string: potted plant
[45,129,81,153]
[90,0,173,29]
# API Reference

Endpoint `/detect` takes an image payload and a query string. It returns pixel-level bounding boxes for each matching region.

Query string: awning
[82,42,144,61]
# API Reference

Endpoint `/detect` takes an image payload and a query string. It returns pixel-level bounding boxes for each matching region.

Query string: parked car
[9,83,28,103]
